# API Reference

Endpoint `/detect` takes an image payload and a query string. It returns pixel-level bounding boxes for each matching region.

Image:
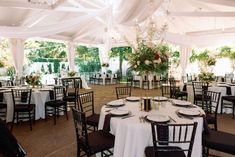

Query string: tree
[75,45,101,73]
[109,46,132,77]
[25,40,67,73]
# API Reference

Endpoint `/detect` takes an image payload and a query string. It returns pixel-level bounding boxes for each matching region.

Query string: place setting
[175,108,204,120]
[105,99,125,108]
[143,114,171,123]
[152,96,168,102]
[171,99,197,108]
[125,96,141,102]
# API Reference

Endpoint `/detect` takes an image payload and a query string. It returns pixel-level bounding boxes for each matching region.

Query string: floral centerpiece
[68,71,76,77]
[128,42,169,74]
[126,17,169,75]
[198,72,215,83]
[26,75,41,87]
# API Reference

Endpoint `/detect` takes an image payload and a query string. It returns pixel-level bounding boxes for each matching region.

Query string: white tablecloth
[98,100,204,157]
[3,88,51,123]
[186,84,235,114]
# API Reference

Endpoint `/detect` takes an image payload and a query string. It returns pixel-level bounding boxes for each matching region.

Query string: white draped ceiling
[1,0,235,72]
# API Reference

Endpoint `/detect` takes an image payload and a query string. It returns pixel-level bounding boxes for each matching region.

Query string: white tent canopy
[0,0,235,46]
[1,0,235,76]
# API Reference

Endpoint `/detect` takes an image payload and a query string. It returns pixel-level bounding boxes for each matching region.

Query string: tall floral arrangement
[126,17,170,75]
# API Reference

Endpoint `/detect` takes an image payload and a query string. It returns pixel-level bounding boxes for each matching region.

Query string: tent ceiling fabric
[0,0,235,47]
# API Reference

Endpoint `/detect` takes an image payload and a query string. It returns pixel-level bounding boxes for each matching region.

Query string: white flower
[137,61,140,65]
[134,65,137,68]
[154,58,161,64]
[144,60,150,65]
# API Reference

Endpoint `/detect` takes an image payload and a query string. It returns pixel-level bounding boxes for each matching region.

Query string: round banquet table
[98,98,204,157]
[3,87,51,123]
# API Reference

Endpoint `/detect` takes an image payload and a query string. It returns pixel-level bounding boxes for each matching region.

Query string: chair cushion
[86,114,100,127]
[203,130,235,155]
[63,96,76,102]
[45,100,67,107]
[145,146,186,157]
[88,130,115,153]
[15,104,35,112]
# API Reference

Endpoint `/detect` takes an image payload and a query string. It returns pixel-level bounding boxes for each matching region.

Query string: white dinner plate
[126,96,140,102]
[153,96,168,101]
[178,109,201,116]
[172,100,191,106]
[110,109,129,116]
[146,114,170,123]
[107,99,125,107]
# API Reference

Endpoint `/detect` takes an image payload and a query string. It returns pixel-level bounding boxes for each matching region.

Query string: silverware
[168,116,176,123]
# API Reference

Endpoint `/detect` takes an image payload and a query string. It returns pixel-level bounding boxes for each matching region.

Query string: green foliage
[41,65,45,73]
[109,46,132,59]
[126,68,133,78]
[190,49,216,66]
[25,40,67,73]
[0,60,4,68]
[109,46,132,77]
[75,45,101,73]
[190,49,211,63]
[218,46,235,60]
[170,50,180,66]
[53,60,60,73]
[48,64,52,74]
[7,66,15,77]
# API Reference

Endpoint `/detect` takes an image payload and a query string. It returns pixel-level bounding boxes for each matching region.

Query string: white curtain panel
[10,38,25,77]
[66,41,76,71]
[180,46,191,77]
[97,44,109,64]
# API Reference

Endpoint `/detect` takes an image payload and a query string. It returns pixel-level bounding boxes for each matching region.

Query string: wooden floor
[9,84,235,157]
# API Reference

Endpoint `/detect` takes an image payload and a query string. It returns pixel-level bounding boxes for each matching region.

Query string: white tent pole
[66,41,76,71]
[9,38,25,77]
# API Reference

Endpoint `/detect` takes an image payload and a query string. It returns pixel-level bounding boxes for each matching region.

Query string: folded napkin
[103,114,112,133]
[21,92,28,103]
[218,86,231,95]
[0,93,3,102]
[157,124,169,145]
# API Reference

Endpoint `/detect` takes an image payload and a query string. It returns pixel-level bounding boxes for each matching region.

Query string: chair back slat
[72,108,89,148]
[192,81,209,96]
[62,78,80,96]
[11,89,32,106]
[115,86,131,99]
[150,122,198,157]
[202,90,221,115]
[161,84,170,97]
[78,91,94,116]
[52,86,65,101]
